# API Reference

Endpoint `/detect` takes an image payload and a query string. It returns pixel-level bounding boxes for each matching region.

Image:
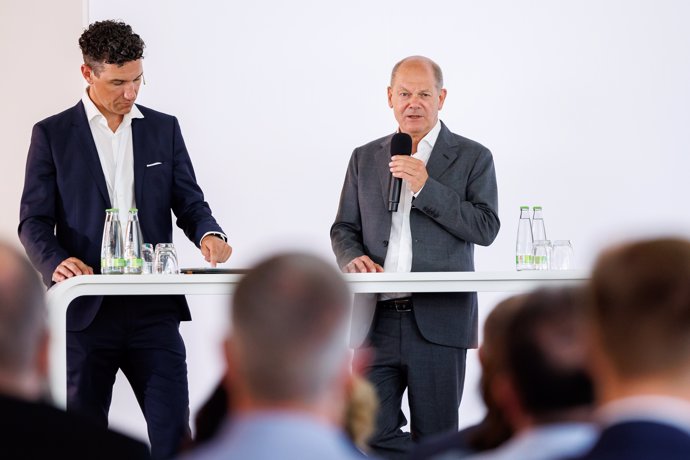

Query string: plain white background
[3,0,690,445]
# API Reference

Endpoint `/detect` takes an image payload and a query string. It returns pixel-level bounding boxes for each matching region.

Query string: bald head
[229,252,351,403]
[391,55,444,91]
[0,242,46,391]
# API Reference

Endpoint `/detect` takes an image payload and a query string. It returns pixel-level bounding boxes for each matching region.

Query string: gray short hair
[231,252,351,403]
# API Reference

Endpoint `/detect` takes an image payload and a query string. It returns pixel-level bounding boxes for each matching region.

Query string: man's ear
[351,346,373,377]
[222,336,236,384]
[36,328,50,382]
[81,64,94,84]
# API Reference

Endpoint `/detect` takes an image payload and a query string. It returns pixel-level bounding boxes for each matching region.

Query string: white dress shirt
[82,89,226,246]
[81,88,143,226]
[381,120,441,300]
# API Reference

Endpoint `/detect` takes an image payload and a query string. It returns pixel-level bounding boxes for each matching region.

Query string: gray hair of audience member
[589,237,690,378]
[390,55,444,90]
[506,287,594,420]
[0,242,46,375]
[229,252,351,403]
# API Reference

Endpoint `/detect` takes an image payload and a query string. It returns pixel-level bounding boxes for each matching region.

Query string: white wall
[4,0,690,446]
[0,0,84,246]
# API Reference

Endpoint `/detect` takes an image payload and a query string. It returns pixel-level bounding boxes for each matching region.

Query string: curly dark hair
[78,20,145,75]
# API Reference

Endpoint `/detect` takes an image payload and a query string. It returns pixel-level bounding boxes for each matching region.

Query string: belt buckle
[392,299,411,312]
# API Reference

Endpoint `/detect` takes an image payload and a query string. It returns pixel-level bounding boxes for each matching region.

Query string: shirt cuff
[200,231,227,246]
[412,184,425,198]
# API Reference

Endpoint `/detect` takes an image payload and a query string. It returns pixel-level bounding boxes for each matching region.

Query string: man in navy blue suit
[18,20,232,460]
[568,238,690,460]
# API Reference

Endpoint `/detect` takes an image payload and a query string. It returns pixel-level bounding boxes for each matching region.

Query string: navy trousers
[66,296,190,460]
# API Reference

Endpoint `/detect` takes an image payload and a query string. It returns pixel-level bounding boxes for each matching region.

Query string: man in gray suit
[331,56,500,459]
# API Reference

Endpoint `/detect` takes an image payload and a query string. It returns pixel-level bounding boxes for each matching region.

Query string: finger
[375,264,384,272]
[350,258,367,273]
[62,260,84,276]
[351,259,366,273]
[359,257,379,273]
[52,266,72,282]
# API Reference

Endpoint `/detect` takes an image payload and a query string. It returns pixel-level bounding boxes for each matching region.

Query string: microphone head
[390,132,412,157]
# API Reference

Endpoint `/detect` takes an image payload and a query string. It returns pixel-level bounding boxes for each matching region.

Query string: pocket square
[146,162,163,168]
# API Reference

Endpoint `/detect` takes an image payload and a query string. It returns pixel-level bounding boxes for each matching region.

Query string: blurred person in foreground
[0,241,150,459]
[408,294,523,460]
[565,238,690,460]
[331,55,500,460]
[177,252,373,460]
[18,20,231,459]
[456,287,596,460]
[182,371,378,454]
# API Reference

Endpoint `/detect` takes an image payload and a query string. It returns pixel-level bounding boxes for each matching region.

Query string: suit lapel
[72,102,111,207]
[377,136,393,206]
[426,122,458,180]
[132,114,147,208]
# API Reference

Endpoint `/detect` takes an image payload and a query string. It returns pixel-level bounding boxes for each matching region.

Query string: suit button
[383,240,389,247]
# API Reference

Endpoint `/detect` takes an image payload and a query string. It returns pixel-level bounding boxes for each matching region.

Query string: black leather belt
[377,297,413,312]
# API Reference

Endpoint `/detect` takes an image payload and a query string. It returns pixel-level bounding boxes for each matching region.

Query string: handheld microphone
[388,132,413,212]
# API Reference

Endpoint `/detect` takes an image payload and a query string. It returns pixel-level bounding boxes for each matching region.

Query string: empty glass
[154,243,179,274]
[141,243,154,274]
[533,240,551,270]
[550,240,574,270]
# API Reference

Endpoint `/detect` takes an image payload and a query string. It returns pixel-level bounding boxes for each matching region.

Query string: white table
[45,270,588,408]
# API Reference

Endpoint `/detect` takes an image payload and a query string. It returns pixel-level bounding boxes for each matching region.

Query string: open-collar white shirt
[81,87,143,226]
[381,119,441,301]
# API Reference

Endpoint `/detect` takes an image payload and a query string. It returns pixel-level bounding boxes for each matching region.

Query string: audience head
[0,241,48,400]
[225,252,352,412]
[505,287,594,424]
[469,294,527,450]
[588,237,690,389]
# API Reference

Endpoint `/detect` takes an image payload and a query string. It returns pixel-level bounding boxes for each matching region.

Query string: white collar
[418,119,442,151]
[81,87,144,127]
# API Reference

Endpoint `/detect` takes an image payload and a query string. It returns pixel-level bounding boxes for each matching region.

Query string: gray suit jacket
[331,122,500,348]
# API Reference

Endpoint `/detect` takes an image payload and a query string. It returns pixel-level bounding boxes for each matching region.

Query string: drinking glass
[154,243,179,274]
[533,240,551,270]
[141,243,154,274]
[550,240,574,270]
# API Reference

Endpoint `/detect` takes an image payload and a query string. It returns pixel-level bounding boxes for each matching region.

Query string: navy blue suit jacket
[566,421,690,460]
[19,101,225,331]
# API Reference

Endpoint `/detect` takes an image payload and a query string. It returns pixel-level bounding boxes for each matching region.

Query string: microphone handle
[388,177,403,212]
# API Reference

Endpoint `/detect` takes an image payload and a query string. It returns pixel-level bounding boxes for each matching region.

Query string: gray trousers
[359,306,467,460]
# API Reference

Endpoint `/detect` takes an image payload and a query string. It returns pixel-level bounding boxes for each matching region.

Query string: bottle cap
[520,206,529,210]
[533,206,542,210]
[129,208,138,212]
[106,208,119,212]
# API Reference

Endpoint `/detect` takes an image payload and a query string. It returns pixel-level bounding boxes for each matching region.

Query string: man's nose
[123,83,138,100]
[408,96,421,108]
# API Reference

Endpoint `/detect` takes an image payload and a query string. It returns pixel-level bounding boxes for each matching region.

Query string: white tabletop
[45,270,588,407]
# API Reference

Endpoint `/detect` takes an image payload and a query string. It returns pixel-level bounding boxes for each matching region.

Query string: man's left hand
[390,155,429,194]
[200,235,232,267]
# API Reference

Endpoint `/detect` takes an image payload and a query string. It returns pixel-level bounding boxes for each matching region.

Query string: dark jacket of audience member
[565,238,690,460]
[0,242,150,459]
